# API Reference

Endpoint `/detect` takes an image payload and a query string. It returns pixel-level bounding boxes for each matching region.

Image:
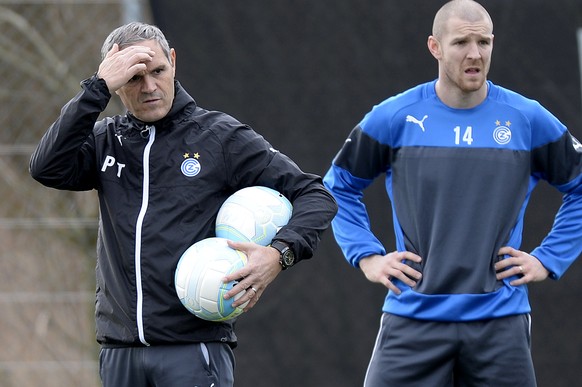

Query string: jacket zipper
[135,125,155,346]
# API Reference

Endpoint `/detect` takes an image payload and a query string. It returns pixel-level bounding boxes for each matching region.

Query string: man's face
[433,16,493,94]
[115,40,176,123]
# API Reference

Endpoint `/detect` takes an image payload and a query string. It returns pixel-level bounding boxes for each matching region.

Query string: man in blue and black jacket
[324,0,582,386]
[30,22,337,387]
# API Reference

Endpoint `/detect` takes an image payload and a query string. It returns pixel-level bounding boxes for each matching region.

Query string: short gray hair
[101,22,172,62]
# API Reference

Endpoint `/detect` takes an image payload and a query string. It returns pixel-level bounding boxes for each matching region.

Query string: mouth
[141,95,162,104]
[465,67,481,75]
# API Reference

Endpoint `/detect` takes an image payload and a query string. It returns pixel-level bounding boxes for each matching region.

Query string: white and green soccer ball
[175,237,248,321]
[215,186,293,246]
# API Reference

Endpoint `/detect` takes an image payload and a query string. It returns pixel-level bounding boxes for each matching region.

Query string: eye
[128,74,141,83]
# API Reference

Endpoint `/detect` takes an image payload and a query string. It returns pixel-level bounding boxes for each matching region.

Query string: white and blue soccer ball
[215,186,293,246]
[175,237,249,321]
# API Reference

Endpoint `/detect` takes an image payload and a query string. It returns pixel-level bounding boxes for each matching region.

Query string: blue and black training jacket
[324,80,582,321]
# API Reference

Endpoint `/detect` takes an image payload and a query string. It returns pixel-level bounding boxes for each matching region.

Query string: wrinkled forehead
[444,16,493,39]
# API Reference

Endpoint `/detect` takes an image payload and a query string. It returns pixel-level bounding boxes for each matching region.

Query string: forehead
[444,16,493,40]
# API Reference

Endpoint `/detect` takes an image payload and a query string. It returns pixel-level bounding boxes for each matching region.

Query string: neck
[435,80,488,109]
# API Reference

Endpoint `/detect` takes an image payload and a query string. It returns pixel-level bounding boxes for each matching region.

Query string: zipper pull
[140,125,153,139]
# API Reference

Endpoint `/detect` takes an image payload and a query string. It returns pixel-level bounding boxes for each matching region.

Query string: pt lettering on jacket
[101,155,126,178]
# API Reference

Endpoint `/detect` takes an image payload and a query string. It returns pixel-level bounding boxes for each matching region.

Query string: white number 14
[453,126,474,145]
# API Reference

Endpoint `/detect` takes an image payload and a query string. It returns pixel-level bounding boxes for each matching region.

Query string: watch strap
[271,240,295,270]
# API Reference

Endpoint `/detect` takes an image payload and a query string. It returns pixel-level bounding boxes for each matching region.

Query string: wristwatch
[271,240,295,270]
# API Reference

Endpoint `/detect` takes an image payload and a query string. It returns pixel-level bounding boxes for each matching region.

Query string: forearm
[30,75,109,189]
[531,189,582,279]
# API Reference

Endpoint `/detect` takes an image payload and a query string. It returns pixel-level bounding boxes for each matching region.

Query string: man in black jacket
[30,22,337,387]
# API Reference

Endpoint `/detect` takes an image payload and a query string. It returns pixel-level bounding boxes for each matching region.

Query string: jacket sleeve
[29,75,111,190]
[530,128,582,279]
[221,124,337,263]
[322,123,391,268]
[263,152,338,263]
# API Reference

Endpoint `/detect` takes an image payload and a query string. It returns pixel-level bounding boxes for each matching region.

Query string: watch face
[283,253,294,265]
[282,250,295,266]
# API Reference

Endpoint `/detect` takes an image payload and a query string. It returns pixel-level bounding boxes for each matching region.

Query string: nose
[141,75,157,93]
[467,42,481,59]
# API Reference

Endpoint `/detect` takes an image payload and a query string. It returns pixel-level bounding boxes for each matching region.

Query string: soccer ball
[175,237,249,321]
[215,186,293,246]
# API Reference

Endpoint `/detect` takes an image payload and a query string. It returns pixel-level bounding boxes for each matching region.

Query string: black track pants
[99,342,235,387]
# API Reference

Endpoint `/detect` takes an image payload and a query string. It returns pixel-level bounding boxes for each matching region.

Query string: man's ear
[427,36,442,60]
[170,48,176,75]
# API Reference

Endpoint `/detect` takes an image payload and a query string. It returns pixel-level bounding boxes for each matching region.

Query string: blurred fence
[0,1,149,386]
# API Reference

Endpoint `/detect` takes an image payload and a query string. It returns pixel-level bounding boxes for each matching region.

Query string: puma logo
[406,114,428,132]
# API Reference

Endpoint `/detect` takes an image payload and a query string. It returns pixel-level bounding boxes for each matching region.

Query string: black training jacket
[30,75,337,347]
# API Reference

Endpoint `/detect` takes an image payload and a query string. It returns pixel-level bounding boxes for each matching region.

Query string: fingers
[495,246,523,284]
[375,264,421,295]
[109,44,155,63]
[377,276,404,295]
[222,265,253,305]
[226,240,258,257]
[495,263,525,284]
[226,239,247,250]
[400,250,423,263]
[225,278,261,310]
[389,250,422,276]
[97,45,156,91]
[104,43,120,59]
[242,286,260,311]
[360,252,423,293]
[222,242,280,310]
[497,246,516,257]
[495,246,550,285]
